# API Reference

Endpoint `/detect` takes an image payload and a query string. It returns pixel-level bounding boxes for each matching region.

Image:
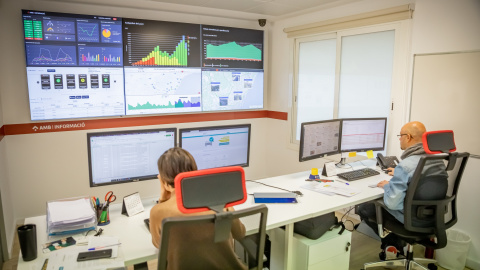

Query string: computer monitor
[179,124,251,170]
[87,128,176,187]
[299,119,341,162]
[340,118,387,152]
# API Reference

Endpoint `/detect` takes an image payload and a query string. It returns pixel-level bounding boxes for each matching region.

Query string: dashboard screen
[299,119,341,161]
[23,10,125,120]
[22,10,264,121]
[179,124,251,170]
[340,118,387,152]
[87,128,176,187]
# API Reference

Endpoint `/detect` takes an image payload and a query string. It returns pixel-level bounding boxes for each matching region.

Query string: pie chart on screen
[102,29,111,38]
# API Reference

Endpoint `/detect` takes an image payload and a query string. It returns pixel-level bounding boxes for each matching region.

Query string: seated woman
[149,147,247,270]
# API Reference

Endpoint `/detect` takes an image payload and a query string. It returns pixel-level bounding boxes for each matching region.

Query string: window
[294,35,336,140]
[338,30,394,119]
[292,22,410,156]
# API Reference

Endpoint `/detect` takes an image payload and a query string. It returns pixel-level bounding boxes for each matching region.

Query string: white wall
[411,0,480,54]
[0,102,15,259]
[455,158,480,269]
[0,0,18,259]
[411,1,480,268]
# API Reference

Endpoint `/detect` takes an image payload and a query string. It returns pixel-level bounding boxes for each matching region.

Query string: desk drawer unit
[270,226,351,270]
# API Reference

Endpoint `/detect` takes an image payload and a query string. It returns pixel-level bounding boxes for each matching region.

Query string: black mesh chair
[157,166,268,270]
[364,130,470,270]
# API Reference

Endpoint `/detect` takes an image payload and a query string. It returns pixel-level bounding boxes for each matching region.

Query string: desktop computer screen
[179,124,251,170]
[299,119,342,161]
[340,118,387,152]
[87,128,176,187]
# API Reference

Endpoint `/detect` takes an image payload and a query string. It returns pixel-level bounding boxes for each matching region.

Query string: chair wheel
[379,251,386,261]
[427,263,437,270]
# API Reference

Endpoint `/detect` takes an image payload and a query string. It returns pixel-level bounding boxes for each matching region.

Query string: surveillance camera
[258,19,266,27]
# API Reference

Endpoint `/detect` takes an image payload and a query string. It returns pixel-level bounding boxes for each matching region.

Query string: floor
[3,220,472,270]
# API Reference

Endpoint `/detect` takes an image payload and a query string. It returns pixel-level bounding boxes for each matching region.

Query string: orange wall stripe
[266,110,289,121]
[3,110,288,136]
[0,125,4,142]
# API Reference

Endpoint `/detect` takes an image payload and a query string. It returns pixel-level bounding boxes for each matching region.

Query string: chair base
[364,257,437,270]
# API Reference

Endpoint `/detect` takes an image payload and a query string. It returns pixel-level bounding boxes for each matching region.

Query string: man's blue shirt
[383,155,447,223]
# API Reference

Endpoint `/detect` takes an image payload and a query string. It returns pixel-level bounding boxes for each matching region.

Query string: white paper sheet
[301,181,361,197]
[48,198,96,224]
[46,249,124,270]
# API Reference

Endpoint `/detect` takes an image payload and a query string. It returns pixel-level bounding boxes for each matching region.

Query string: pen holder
[97,206,110,226]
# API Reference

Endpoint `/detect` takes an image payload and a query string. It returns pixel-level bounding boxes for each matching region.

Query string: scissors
[104,191,116,208]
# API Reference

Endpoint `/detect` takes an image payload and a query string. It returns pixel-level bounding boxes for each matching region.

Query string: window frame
[290,21,412,158]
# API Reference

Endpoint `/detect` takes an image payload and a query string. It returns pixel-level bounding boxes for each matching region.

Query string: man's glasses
[397,134,409,138]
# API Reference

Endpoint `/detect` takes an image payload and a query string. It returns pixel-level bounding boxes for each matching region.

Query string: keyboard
[337,168,380,181]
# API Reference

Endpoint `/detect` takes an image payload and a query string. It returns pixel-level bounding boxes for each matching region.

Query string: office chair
[364,130,470,270]
[157,166,268,270]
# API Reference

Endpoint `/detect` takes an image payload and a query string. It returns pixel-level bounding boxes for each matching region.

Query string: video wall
[22,10,264,121]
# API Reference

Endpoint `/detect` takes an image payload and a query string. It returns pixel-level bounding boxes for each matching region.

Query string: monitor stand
[336,156,349,168]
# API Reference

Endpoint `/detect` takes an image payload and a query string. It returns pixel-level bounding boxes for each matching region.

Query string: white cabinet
[270,226,351,270]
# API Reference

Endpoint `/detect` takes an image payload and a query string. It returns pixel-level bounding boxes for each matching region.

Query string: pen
[336,180,349,185]
[90,197,96,210]
[88,243,121,251]
[305,179,334,182]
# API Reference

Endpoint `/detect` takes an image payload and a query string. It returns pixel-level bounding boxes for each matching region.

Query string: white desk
[237,166,388,270]
[18,165,389,270]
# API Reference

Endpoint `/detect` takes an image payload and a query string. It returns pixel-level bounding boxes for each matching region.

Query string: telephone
[376,153,399,169]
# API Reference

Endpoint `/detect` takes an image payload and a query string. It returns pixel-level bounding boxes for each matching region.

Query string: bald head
[399,121,426,150]
[403,121,426,142]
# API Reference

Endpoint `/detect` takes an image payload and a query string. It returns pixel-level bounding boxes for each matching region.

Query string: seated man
[149,147,247,270]
[357,121,448,256]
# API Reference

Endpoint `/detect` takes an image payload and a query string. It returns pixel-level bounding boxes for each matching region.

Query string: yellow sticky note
[366,150,374,159]
[348,152,356,157]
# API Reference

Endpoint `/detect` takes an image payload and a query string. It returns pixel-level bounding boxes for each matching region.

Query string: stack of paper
[47,197,97,236]
[301,181,361,197]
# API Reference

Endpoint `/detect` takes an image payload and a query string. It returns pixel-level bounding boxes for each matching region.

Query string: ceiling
[145,0,361,18]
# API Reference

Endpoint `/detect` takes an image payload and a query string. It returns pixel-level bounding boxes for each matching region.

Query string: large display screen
[87,128,176,187]
[23,10,125,120]
[179,124,251,170]
[22,10,264,121]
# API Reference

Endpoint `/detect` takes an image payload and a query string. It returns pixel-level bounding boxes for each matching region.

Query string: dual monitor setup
[87,124,251,187]
[299,117,387,164]
[87,117,385,187]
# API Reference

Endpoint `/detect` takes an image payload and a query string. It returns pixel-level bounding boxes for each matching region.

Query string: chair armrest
[373,199,387,238]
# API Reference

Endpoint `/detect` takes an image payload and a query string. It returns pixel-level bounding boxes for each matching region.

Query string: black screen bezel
[179,124,251,169]
[87,127,177,187]
[339,117,387,153]
[299,119,342,162]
